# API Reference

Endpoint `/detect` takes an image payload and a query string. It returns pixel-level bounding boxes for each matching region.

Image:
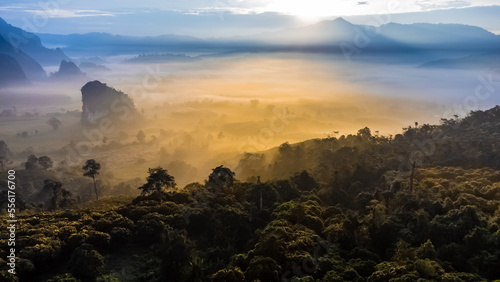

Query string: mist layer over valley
[2,52,496,187]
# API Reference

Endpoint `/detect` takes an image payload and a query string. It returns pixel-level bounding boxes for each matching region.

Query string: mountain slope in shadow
[0,53,26,87]
[0,34,46,82]
[0,17,70,66]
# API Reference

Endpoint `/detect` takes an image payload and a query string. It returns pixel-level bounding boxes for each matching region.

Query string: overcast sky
[0,0,499,36]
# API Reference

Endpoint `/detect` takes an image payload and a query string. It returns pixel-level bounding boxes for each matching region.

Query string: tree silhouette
[0,140,13,172]
[207,165,235,191]
[43,179,62,210]
[83,159,101,201]
[43,179,72,209]
[138,167,176,201]
[38,156,53,170]
[47,117,62,130]
[25,154,39,169]
[357,126,372,139]
[137,130,146,143]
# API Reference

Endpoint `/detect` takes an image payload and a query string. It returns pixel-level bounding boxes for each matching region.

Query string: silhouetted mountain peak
[315,17,354,29]
[50,60,87,81]
[332,17,350,25]
[59,60,84,76]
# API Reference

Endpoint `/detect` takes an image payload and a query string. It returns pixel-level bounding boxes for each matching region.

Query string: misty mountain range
[1,16,500,87]
[36,16,500,55]
[419,52,500,70]
[223,17,500,51]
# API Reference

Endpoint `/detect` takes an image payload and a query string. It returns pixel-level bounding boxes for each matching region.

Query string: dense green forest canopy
[2,106,500,281]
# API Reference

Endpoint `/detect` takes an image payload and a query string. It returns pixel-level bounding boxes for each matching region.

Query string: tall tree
[0,140,13,172]
[43,179,62,210]
[138,167,176,203]
[207,165,235,191]
[357,126,372,140]
[43,179,72,209]
[25,154,39,169]
[83,159,101,201]
[47,117,62,130]
[38,155,53,170]
[137,130,146,143]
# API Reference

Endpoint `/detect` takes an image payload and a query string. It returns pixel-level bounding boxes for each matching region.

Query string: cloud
[1,0,498,37]
[24,9,116,18]
[415,0,471,10]
[0,5,27,11]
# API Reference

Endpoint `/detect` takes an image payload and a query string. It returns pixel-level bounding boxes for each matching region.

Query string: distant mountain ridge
[379,22,499,49]
[225,17,500,51]
[33,18,500,58]
[37,32,206,56]
[123,53,199,64]
[420,52,500,70]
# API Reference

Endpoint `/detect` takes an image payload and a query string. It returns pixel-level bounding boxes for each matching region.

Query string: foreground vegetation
[2,107,500,281]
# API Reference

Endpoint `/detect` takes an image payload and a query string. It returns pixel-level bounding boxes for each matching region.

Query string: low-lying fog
[1,52,499,189]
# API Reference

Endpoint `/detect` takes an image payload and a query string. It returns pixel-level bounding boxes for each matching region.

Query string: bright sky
[0,0,499,36]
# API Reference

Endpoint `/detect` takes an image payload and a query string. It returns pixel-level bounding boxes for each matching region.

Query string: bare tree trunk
[51,195,58,210]
[93,176,98,201]
[259,191,263,210]
[410,161,416,192]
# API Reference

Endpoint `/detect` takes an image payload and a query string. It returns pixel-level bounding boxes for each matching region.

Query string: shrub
[46,273,79,282]
[70,244,105,279]
[211,267,245,282]
[245,256,281,282]
[86,230,111,250]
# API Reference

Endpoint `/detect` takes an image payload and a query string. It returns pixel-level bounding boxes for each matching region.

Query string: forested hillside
[2,107,500,281]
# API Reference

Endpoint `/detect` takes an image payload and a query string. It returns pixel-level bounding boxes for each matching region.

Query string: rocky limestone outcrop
[50,60,87,82]
[81,80,137,125]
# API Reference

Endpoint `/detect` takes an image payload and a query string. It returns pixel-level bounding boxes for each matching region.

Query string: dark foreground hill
[2,106,500,281]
